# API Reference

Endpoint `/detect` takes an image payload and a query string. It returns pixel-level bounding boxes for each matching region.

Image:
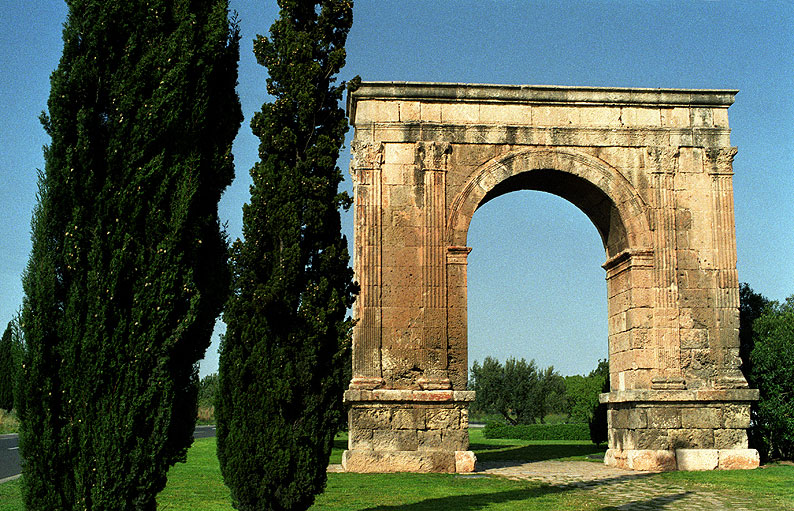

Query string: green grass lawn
[2,433,793,511]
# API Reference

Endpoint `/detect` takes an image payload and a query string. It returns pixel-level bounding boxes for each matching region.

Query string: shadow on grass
[359,486,568,511]
[357,472,659,511]
[599,491,692,510]
[471,442,605,463]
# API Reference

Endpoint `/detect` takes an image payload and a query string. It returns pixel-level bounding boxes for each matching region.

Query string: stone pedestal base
[342,449,476,473]
[343,388,476,473]
[605,448,759,471]
[602,389,760,471]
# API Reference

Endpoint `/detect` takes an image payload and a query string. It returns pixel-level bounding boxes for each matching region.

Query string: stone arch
[447,147,652,259]
[343,82,759,475]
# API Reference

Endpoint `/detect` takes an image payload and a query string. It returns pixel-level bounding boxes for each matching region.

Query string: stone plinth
[343,389,476,473]
[601,389,760,471]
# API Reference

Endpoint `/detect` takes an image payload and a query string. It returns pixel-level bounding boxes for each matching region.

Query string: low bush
[197,406,215,425]
[750,296,794,461]
[483,421,590,441]
[0,408,20,434]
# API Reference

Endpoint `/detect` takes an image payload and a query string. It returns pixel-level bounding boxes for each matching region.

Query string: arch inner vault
[344,82,759,473]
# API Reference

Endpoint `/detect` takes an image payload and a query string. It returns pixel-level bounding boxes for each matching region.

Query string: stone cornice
[344,389,476,403]
[600,389,759,404]
[348,81,738,118]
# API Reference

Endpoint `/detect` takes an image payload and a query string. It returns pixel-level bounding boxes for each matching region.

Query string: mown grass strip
[2,435,792,511]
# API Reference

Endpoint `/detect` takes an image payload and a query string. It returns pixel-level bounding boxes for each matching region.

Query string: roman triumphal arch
[343,82,759,473]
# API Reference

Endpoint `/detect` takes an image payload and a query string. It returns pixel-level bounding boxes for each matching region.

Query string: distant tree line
[470,357,581,424]
[469,356,609,444]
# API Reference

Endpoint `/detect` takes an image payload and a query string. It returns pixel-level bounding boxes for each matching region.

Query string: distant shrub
[750,296,794,461]
[484,422,590,441]
[588,373,610,446]
[198,373,219,410]
[197,405,215,424]
[0,408,20,434]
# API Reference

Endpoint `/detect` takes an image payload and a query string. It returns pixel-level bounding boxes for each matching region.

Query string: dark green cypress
[216,1,355,509]
[19,1,241,509]
[0,321,14,412]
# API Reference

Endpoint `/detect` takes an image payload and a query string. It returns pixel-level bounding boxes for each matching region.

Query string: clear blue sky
[1,1,792,379]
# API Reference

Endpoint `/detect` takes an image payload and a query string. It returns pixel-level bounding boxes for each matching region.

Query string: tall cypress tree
[19,1,241,509]
[216,1,355,509]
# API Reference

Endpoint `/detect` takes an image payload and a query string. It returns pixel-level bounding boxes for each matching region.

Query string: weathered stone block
[455,451,476,473]
[349,428,374,450]
[610,428,638,450]
[669,428,714,449]
[604,448,628,469]
[373,429,418,451]
[441,430,468,451]
[621,107,661,126]
[691,107,714,127]
[714,428,748,449]
[637,428,670,450]
[352,407,391,430]
[399,101,421,122]
[426,408,460,430]
[647,408,681,429]
[661,107,690,128]
[680,328,710,349]
[342,449,456,473]
[676,449,719,471]
[626,308,653,330]
[628,449,677,471]
[681,407,720,429]
[628,409,647,429]
[610,408,629,429]
[441,103,479,123]
[532,105,580,126]
[717,449,759,470]
[580,106,621,126]
[722,404,751,428]
[417,430,442,451]
[391,407,425,430]
[480,103,530,124]
[419,102,441,122]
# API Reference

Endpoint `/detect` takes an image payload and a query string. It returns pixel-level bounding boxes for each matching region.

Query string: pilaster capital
[415,141,452,171]
[351,141,384,173]
[705,147,738,176]
[646,146,680,174]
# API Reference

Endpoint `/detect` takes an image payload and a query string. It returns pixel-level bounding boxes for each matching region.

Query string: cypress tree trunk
[19,1,241,509]
[216,1,355,510]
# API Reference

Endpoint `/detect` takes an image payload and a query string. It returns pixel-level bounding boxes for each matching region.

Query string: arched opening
[467,189,607,379]
[478,169,629,258]
[447,150,652,395]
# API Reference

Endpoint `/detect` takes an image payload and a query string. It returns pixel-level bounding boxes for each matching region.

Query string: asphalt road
[1,434,21,482]
[0,425,217,483]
